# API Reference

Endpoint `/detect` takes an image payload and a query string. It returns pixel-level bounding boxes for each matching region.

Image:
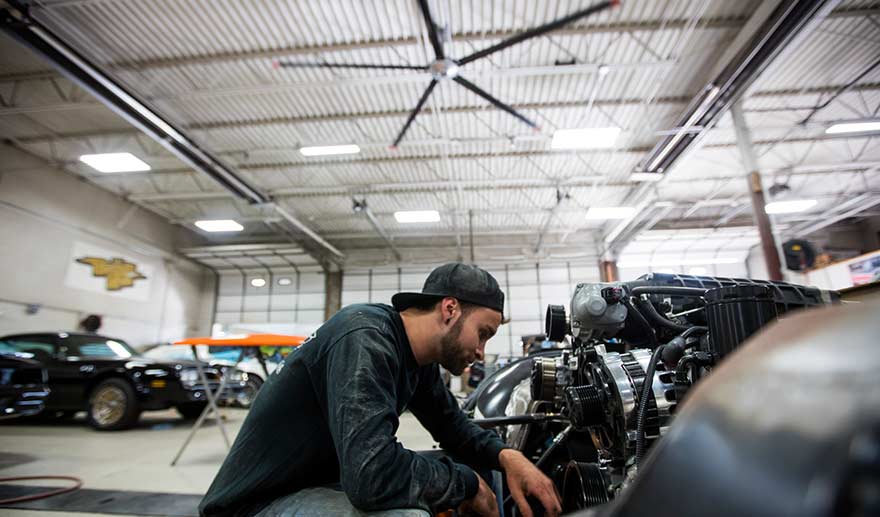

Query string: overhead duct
[0,1,343,262]
[352,199,402,262]
[637,0,840,175]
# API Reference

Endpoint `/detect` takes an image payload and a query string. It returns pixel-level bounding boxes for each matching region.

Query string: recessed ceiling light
[194,219,244,232]
[394,210,440,223]
[765,199,817,214]
[277,277,292,286]
[79,152,150,173]
[250,278,266,288]
[585,206,637,220]
[825,120,880,134]
[551,127,620,150]
[299,144,361,156]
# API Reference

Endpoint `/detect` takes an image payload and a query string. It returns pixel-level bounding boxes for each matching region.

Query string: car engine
[493,273,839,513]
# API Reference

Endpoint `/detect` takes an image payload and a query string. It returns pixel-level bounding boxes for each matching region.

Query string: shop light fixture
[551,127,620,150]
[764,199,817,214]
[299,144,361,156]
[194,219,244,232]
[250,278,266,288]
[825,120,880,135]
[277,277,292,286]
[79,152,150,173]
[394,210,440,223]
[585,206,637,220]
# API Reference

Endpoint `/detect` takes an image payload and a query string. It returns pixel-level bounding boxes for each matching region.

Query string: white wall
[214,267,325,335]
[342,261,600,359]
[0,147,214,346]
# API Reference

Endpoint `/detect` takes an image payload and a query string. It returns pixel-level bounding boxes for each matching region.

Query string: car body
[0,332,247,430]
[0,353,50,420]
[140,343,278,407]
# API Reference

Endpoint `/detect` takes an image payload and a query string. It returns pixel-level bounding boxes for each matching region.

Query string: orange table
[169,333,307,466]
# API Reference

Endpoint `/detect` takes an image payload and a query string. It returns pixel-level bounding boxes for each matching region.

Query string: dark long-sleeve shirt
[200,303,509,516]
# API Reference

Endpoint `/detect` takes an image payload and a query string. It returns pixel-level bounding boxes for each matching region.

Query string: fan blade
[457,0,616,66]
[391,79,439,148]
[453,75,538,129]
[274,60,428,71]
[417,0,445,59]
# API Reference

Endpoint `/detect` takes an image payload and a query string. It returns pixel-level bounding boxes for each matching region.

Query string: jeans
[252,486,431,517]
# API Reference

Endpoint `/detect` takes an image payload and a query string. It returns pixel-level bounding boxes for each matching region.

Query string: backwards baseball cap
[392,263,505,314]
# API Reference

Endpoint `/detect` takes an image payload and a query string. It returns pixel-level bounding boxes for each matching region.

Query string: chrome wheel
[90,385,127,426]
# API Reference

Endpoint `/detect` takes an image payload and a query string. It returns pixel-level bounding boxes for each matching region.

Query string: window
[62,335,135,359]
[0,336,56,361]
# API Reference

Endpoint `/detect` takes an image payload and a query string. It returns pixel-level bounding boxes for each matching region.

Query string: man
[200,263,561,517]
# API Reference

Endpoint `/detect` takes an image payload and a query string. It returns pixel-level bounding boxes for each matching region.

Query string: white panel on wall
[215,270,325,330]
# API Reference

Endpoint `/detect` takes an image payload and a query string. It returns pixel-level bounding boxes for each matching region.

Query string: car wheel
[87,378,140,431]
[177,402,208,420]
[235,375,264,408]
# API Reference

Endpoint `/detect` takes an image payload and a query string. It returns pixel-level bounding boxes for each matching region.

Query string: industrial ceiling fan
[275,0,619,148]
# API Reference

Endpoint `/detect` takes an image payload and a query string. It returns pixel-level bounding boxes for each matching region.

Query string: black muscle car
[0,353,50,420]
[0,332,246,430]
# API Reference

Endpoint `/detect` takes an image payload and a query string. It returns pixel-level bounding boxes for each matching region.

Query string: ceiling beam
[124,161,879,203]
[13,5,870,75]
[8,15,745,76]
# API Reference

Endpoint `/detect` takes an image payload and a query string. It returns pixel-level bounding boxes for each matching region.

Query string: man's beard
[439,317,471,375]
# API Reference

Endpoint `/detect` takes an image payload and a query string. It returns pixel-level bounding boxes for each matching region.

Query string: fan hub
[429,59,460,80]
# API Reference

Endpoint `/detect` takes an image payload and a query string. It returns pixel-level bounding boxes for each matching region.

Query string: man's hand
[458,475,499,517]
[499,449,561,517]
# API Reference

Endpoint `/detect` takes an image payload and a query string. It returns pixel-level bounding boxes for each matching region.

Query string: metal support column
[730,101,783,281]
[600,260,619,282]
[324,270,343,321]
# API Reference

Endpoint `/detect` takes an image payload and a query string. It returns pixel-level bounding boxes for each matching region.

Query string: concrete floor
[0,407,437,517]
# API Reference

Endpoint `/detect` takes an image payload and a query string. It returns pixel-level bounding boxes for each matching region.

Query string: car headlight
[179,368,199,387]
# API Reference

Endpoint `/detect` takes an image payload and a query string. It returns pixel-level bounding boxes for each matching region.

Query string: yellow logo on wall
[76,257,147,291]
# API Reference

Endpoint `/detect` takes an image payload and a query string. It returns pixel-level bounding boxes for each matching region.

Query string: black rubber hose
[629,286,708,297]
[622,297,658,347]
[635,344,665,467]
[681,325,708,340]
[635,297,690,333]
[674,354,700,401]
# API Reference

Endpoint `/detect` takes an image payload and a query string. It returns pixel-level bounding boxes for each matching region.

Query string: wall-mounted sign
[75,257,147,290]
[65,241,155,302]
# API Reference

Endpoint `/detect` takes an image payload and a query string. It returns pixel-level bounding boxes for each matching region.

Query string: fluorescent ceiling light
[250,278,266,288]
[394,210,440,223]
[194,219,244,232]
[585,206,637,220]
[825,121,880,134]
[79,152,150,173]
[765,199,817,214]
[630,172,664,182]
[299,144,361,156]
[551,127,620,150]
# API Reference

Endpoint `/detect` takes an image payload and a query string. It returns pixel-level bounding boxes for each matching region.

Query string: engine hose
[629,286,708,298]
[635,297,690,333]
[622,297,658,348]
[635,345,665,467]
[0,475,83,504]
[674,351,714,401]
[503,425,574,514]
[681,325,708,340]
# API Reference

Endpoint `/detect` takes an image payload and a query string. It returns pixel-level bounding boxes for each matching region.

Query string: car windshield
[63,335,137,359]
